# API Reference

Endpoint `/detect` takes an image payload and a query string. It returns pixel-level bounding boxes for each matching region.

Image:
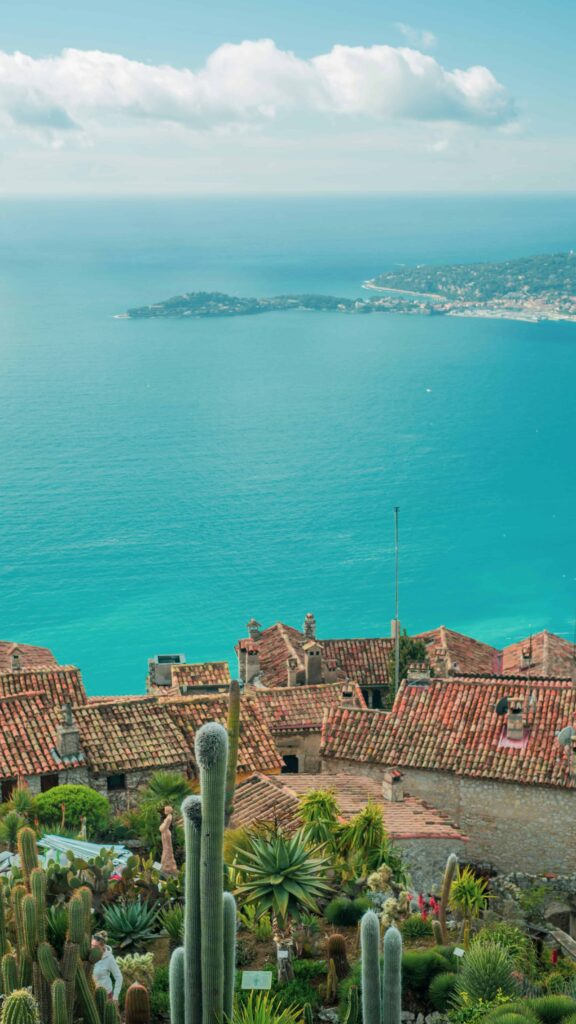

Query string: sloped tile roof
[321,675,576,789]
[0,641,58,673]
[502,631,576,679]
[163,695,283,775]
[237,623,306,687]
[415,627,502,676]
[322,638,392,686]
[74,697,188,773]
[0,666,87,706]
[171,662,231,691]
[0,692,84,779]
[249,682,365,735]
[231,771,466,840]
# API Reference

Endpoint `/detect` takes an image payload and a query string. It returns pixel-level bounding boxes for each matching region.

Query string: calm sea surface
[0,196,575,694]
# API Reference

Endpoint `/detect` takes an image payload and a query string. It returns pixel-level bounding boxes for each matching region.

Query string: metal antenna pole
[394,506,400,695]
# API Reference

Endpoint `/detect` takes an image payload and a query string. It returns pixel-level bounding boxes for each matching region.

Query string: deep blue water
[0,196,575,695]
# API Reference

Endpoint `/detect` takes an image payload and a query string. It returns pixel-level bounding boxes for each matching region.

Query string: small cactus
[17,830,39,888]
[326,959,339,1004]
[304,1005,314,1024]
[327,933,349,980]
[2,954,18,996]
[439,853,458,945]
[51,980,68,1024]
[342,985,359,1024]
[1,990,41,1024]
[125,983,151,1024]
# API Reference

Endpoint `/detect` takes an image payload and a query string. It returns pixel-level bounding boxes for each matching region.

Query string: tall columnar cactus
[11,827,103,1024]
[360,913,403,1024]
[170,722,237,1024]
[342,986,359,1024]
[438,853,458,945]
[224,680,241,824]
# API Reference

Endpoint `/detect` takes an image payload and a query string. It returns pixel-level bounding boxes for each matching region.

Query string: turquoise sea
[0,195,575,695]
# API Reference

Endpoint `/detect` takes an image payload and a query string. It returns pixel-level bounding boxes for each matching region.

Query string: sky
[0,0,574,195]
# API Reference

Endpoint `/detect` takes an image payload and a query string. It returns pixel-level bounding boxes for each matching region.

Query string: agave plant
[450,866,491,945]
[232,992,302,1024]
[103,899,159,950]
[233,830,332,933]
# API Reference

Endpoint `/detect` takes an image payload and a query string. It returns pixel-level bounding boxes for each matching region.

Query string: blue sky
[0,0,574,194]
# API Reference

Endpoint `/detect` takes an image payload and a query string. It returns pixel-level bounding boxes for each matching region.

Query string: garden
[0,723,574,1024]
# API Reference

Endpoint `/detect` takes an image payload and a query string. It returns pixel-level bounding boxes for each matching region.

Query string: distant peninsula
[120,252,576,324]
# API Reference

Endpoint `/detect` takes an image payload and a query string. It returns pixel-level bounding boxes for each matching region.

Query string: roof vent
[507,697,525,741]
[11,648,22,672]
[406,662,431,685]
[148,654,186,688]
[247,618,262,640]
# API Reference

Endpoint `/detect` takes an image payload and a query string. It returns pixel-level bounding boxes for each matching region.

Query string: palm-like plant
[449,866,491,946]
[339,802,390,874]
[140,771,193,811]
[298,789,341,851]
[233,830,332,933]
[103,899,159,950]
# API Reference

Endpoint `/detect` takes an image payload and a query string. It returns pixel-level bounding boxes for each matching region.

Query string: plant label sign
[241,972,273,991]
[453,948,465,958]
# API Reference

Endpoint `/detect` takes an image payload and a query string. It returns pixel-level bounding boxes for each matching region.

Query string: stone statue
[160,805,178,876]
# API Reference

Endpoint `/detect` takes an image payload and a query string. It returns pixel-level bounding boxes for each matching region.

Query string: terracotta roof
[249,682,365,735]
[230,771,466,841]
[74,697,188,774]
[0,666,87,706]
[238,623,306,687]
[415,627,501,676]
[0,641,58,673]
[322,638,392,687]
[502,631,576,679]
[0,692,84,779]
[321,675,576,789]
[163,695,283,775]
[171,662,231,692]
[230,773,302,833]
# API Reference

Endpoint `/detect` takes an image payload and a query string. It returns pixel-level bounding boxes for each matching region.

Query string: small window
[1,779,16,803]
[281,755,299,774]
[40,774,59,793]
[107,774,126,792]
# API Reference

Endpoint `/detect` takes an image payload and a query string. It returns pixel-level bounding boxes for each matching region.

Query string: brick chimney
[303,639,323,684]
[56,703,81,759]
[238,641,260,687]
[507,697,525,741]
[287,657,299,687]
[382,769,404,802]
[11,647,22,672]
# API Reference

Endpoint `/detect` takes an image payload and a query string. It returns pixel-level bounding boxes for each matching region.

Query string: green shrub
[32,785,109,834]
[473,924,537,975]
[293,961,326,981]
[255,914,273,942]
[485,1014,534,1024]
[150,965,169,1019]
[159,905,183,944]
[455,941,518,1004]
[273,977,321,1013]
[116,952,155,990]
[325,897,369,927]
[233,992,303,1024]
[429,972,458,1012]
[528,996,576,1024]
[402,949,448,998]
[562,1016,576,1024]
[402,915,433,940]
[485,1001,539,1024]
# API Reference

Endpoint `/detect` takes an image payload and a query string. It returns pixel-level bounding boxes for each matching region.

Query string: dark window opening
[107,773,126,791]
[1,779,16,803]
[281,755,299,774]
[371,689,383,710]
[40,774,59,793]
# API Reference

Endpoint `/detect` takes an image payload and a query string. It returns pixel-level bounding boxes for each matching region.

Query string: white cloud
[0,39,514,143]
[395,24,437,51]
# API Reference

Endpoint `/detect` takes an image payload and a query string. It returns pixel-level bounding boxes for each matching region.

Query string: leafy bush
[402,914,434,940]
[325,897,369,927]
[447,994,515,1024]
[473,924,537,975]
[528,996,576,1024]
[33,785,109,835]
[150,965,170,1020]
[233,992,303,1024]
[486,1014,534,1024]
[485,1001,538,1024]
[0,811,26,850]
[273,977,321,1013]
[455,941,518,1004]
[104,900,159,951]
[402,949,449,999]
[255,914,273,942]
[160,905,184,944]
[293,960,326,980]
[429,972,459,1011]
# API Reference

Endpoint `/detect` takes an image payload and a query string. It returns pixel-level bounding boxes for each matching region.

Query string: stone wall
[89,762,189,815]
[25,766,89,796]
[274,732,322,773]
[395,837,468,896]
[322,757,576,875]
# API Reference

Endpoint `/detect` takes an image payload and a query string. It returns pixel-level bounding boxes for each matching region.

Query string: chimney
[303,639,323,684]
[507,697,525,741]
[286,657,299,687]
[382,769,404,803]
[56,703,81,759]
[340,681,355,705]
[406,661,431,685]
[240,643,260,687]
[303,613,316,640]
[521,648,532,672]
[247,618,262,641]
[11,647,22,672]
